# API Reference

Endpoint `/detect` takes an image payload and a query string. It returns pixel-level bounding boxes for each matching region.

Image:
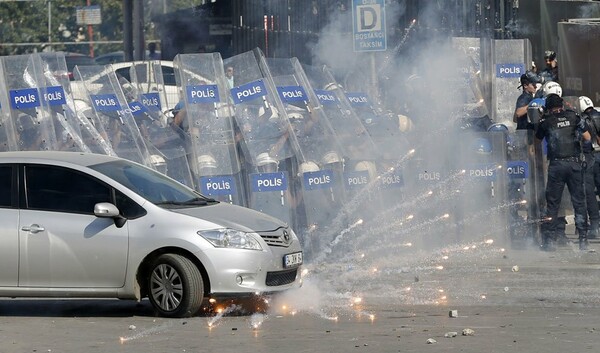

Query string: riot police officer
[513,71,542,130]
[540,50,559,83]
[535,94,592,250]
[579,96,600,238]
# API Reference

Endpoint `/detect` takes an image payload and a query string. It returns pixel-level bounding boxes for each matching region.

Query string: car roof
[0,151,121,167]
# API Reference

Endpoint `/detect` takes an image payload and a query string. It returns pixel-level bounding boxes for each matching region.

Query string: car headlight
[197,228,263,250]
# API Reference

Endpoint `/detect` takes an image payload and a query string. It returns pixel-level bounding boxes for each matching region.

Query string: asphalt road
[1,234,600,353]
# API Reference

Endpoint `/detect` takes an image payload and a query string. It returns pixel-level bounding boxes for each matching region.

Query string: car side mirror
[94,202,127,228]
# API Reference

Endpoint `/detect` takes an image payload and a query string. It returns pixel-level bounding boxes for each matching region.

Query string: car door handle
[21,224,45,233]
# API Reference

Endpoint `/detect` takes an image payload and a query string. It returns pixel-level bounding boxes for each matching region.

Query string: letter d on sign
[359,6,379,30]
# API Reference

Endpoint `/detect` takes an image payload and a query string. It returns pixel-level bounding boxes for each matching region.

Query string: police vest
[543,109,581,159]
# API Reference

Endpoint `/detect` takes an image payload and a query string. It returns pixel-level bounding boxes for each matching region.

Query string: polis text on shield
[236,85,262,101]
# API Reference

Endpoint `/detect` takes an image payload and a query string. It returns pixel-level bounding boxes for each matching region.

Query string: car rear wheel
[147,254,204,318]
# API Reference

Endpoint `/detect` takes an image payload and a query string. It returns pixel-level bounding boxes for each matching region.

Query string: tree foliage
[0,0,205,56]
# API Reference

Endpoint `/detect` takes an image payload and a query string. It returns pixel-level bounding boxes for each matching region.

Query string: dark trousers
[594,153,600,200]
[541,160,588,243]
[584,153,599,227]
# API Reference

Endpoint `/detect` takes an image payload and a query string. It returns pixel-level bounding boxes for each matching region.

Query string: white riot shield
[224,49,299,224]
[0,54,58,151]
[173,53,246,204]
[120,72,194,188]
[267,57,347,244]
[74,65,153,168]
[37,52,113,155]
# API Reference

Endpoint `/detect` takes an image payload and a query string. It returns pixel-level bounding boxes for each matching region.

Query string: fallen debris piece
[449,310,458,318]
[444,332,458,338]
[462,328,475,336]
[511,265,519,272]
[426,338,437,344]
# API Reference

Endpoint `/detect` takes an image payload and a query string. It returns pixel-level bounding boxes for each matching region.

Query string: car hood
[170,202,287,232]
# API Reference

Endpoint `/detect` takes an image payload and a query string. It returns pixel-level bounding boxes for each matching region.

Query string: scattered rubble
[462,328,475,336]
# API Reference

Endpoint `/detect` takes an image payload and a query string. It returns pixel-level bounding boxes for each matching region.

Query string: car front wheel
[147,254,204,318]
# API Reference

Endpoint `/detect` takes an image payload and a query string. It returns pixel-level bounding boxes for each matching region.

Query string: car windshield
[90,159,212,206]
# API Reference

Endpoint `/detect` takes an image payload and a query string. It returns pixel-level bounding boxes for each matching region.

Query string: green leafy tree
[0,0,206,56]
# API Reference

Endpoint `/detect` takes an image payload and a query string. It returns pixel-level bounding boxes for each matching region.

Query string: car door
[0,164,18,287]
[18,164,129,288]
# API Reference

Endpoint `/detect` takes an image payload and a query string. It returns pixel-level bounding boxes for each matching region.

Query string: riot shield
[123,69,195,188]
[448,131,510,246]
[129,61,173,116]
[0,54,58,151]
[173,53,246,204]
[224,49,299,225]
[301,63,381,223]
[0,60,17,151]
[37,52,113,155]
[73,65,153,168]
[267,57,347,246]
[345,90,408,207]
[506,129,542,247]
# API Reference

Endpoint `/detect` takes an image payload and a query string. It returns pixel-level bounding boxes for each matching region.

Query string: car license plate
[284,252,303,268]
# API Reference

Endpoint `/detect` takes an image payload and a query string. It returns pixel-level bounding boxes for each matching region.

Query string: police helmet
[321,151,342,166]
[256,152,279,173]
[487,123,509,133]
[287,111,304,120]
[197,154,217,170]
[521,70,544,85]
[298,161,320,174]
[544,50,557,61]
[529,97,546,109]
[527,98,546,124]
[474,138,492,155]
[398,114,414,132]
[323,82,343,91]
[579,96,594,113]
[542,81,562,97]
[354,161,377,180]
[149,154,168,174]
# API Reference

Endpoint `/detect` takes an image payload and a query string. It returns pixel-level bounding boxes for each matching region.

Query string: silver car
[0,151,303,317]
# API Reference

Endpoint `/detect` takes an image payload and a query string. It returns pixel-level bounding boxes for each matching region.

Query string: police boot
[579,233,589,251]
[588,221,599,239]
[540,235,556,252]
[555,217,570,245]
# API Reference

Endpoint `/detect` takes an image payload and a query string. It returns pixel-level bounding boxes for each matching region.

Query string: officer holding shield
[513,71,541,130]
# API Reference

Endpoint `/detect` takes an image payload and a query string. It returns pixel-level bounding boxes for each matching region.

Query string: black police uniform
[583,108,600,238]
[535,101,590,250]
